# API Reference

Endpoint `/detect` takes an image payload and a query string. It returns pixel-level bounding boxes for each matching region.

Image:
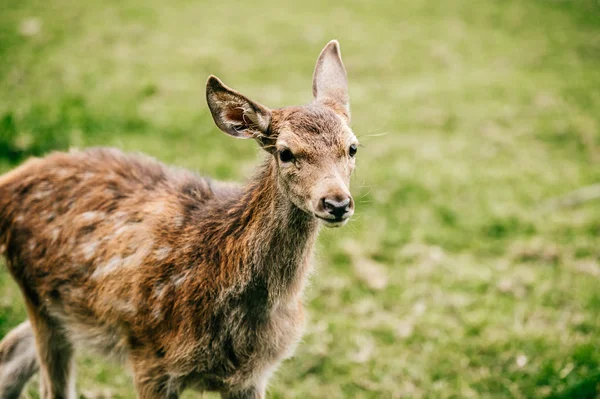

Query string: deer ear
[206,75,272,140]
[312,40,350,121]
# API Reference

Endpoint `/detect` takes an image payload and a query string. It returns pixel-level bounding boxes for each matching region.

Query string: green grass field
[1,0,600,397]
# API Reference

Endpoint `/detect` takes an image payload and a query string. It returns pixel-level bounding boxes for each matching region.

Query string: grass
[1,0,600,397]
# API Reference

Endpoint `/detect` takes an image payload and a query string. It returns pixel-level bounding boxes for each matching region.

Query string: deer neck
[230,158,320,303]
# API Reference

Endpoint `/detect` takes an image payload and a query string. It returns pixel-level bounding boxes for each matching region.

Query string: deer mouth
[316,214,350,228]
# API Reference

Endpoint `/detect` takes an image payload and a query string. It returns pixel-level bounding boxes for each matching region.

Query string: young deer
[0,40,358,399]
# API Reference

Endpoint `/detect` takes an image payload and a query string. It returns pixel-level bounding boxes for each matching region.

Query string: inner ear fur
[206,75,273,142]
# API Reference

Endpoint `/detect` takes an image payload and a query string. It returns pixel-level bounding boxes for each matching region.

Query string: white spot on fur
[113,298,137,315]
[151,306,163,321]
[171,272,188,287]
[153,283,166,299]
[50,228,59,242]
[15,215,24,223]
[81,242,99,261]
[80,211,104,222]
[152,202,165,215]
[112,224,132,239]
[33,189,52,200]
[28,239,36,252]
[91,256,122,279]
[56,169,70,178]
[155,246,171,261]
[173,215,184,228]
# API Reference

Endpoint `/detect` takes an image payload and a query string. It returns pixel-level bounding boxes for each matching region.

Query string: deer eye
[279,149,294,163]
[349,144,358,157]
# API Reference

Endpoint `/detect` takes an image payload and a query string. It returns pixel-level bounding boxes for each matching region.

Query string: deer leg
[133,382,178,399]
[0,320,39,399]
[25,303,75,399]
[221,385,265,399]
[133,380,179,399]
[131,361,180,399]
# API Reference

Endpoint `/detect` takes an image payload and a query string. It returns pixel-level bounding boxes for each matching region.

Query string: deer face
[271,105,357,226]
[206,40,357,227]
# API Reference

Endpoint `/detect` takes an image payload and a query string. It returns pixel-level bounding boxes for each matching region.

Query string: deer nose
[321,197,353,219]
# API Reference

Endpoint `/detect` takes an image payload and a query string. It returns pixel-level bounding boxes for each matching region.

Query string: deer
[0,40,358,399]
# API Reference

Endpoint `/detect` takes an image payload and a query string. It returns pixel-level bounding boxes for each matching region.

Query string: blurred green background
[1,0,600,397]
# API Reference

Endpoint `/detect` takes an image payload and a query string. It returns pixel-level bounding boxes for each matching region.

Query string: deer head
[206,40,358,227]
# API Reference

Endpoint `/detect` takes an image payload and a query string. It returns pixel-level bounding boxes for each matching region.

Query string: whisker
[359,131,390,138]
[357,188,373,199]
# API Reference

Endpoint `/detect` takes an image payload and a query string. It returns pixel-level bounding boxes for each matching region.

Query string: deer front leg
[133,375,179,399]
[134,384,179,399]
[221,378,268,399]
[24,305,76,399]
[221,386,265,399]
[131,358,180,399]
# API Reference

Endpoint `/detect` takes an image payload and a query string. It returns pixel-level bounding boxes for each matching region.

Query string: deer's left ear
[206,75,272,140]
[312,40,350,121]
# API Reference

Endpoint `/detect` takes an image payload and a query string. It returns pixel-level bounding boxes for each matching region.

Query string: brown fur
[0,40,358,399]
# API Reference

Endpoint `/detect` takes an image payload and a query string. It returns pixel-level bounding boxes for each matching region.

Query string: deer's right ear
[206,75,272,140]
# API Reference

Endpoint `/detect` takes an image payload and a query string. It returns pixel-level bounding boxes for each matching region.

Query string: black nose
[322,197,352,219]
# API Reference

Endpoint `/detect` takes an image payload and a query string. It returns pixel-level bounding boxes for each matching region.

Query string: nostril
[322,197,351,218]
[347,197,354,210]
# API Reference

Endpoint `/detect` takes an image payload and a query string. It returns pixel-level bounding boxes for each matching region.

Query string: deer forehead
[274,106,356,157]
